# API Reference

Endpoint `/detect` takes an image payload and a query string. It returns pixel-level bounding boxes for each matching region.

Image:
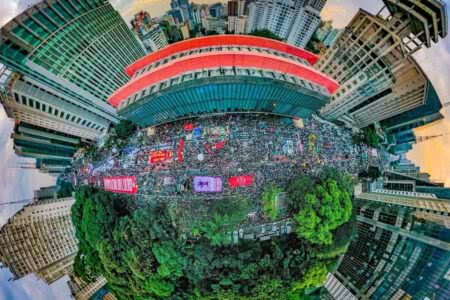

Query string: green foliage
[292,262,329,290]
[289,170,354,246]
[114,120,136,140]
[364,126,380,147]
[262,185,283,220]
[249,29,283,41]
[72,184,348,299]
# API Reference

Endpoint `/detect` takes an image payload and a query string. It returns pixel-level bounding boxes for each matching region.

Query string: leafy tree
[249,29,283,41]
[293,179,352,245]
[114,120,136,140]
[292,262,328,290]
[287,175,315,212]
[262,185,283,220]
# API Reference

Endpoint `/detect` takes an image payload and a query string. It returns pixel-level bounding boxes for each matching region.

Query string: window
[14,93,20,103]
[21,95,27,105]
[29,98,34,107]
[35,101,40,110]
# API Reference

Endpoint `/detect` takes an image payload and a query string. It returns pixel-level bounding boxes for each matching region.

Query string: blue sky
[0,0,449,299]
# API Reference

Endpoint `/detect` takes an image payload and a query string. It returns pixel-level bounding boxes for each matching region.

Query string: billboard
[149,149,173,164]
[228,175,254,188]
[193,176,223,192]
[103,176,138,194]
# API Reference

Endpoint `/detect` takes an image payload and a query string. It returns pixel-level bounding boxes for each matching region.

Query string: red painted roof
[125,35,320,77]
[109,51,339,108]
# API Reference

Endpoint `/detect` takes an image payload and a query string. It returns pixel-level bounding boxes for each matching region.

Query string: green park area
[71,167,355,299]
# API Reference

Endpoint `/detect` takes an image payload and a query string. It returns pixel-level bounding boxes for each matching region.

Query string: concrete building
[0,194,77,284]
[317,0,448,128]
[110,35,339,127]
[227,16,248,34]
[246,0,326,47]
[201,17,226,33]
[0,70,110,141]
[0,0,146,124]
[325,190,450,299]
[67,275,110,300]
[179,22,191,40]
[140,25,169,52]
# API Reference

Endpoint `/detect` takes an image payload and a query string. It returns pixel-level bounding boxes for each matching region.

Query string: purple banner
[193,176,223,192]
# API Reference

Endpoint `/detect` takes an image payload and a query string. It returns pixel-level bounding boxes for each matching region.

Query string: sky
[0,0,449,299]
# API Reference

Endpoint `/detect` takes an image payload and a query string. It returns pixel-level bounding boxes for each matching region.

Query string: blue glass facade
[119,76,328,127]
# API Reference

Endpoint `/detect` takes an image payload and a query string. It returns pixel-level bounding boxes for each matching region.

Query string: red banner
[215,140,224,150]
[228,175,254,188]
[103,176,138,194]
[149,150,173,164]
[178,138,184,162]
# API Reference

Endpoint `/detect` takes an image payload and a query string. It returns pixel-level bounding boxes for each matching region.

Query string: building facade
[0,0,146,124]
[67,275,110,300]
[0,194,77,283]
[317,0,447,128]
[140,25,169,53]
[1,71,110,141]
[227,16,248,34]
[110,35,339,127]
[325,190,450,300]
[246,0,326,47]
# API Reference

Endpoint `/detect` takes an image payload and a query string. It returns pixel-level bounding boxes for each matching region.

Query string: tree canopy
[249,29,283,41]
[71,185,348,299]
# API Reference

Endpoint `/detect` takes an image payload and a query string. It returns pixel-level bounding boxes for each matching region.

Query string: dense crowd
[71,114,388,205]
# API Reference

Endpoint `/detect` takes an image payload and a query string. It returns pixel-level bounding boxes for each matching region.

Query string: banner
[193,176,223,192]
[178,138,184,162]
[103,176,138,194]
[149,149,173,164]
[228,175,254,188]
[183,123,194,131]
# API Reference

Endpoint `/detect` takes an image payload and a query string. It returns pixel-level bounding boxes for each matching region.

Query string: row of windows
[13,92,105,132]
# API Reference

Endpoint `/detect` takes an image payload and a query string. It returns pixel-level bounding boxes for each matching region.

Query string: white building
[0,195,78,284]
[246,0,326,47]
[141,24,169,52]
[317,1,447,128]
[0,72,110,141]
[228,16,248,34]
[202,17,226,34]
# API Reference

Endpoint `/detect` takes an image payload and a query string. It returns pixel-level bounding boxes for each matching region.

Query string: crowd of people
[71,114,389,206]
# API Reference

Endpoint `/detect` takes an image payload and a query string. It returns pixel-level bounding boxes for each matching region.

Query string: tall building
[246,0,326,47]
[67,275,111,300]
[228,16,248,34]
[317,0,447,128]
[325,190,450,300]
[209,2,224,18]
[0,194,77,284]
[140,25,169,52]
[11,122,86,174]
[171,0,192,22]
[0,0,146,124]
[110,35,338,127]
[202,17,226,33]
[228,0,238,16]
[0,70,110,141]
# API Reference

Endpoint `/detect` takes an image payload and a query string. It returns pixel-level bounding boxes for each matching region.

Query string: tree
[293,179,352,245]
[114,120,136,140]
[249,29,283,41]
[262,185,283,220]
[292,262,329,290]
[287,175,315,212]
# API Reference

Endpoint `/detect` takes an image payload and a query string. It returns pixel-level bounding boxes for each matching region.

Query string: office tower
[11,122,86,175]
[67,275,111,300]
[317,0,447,128]
[0,70,110,141]
[209,3,224,18]
[202,17,226,33]
[237,0,246,16]
[190,4,202,25]
[110,35,338,127]
[171,0,191,22]
[138,24,169,53]
[325,190,450,299]
[0,0,146,124]
[246,0,327,48]
[228,16,248,34]
[179,22,191,40]
[382,82,444,147]
[228,1,238,16]
[0,194,77,284]
[169,8,185,24]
